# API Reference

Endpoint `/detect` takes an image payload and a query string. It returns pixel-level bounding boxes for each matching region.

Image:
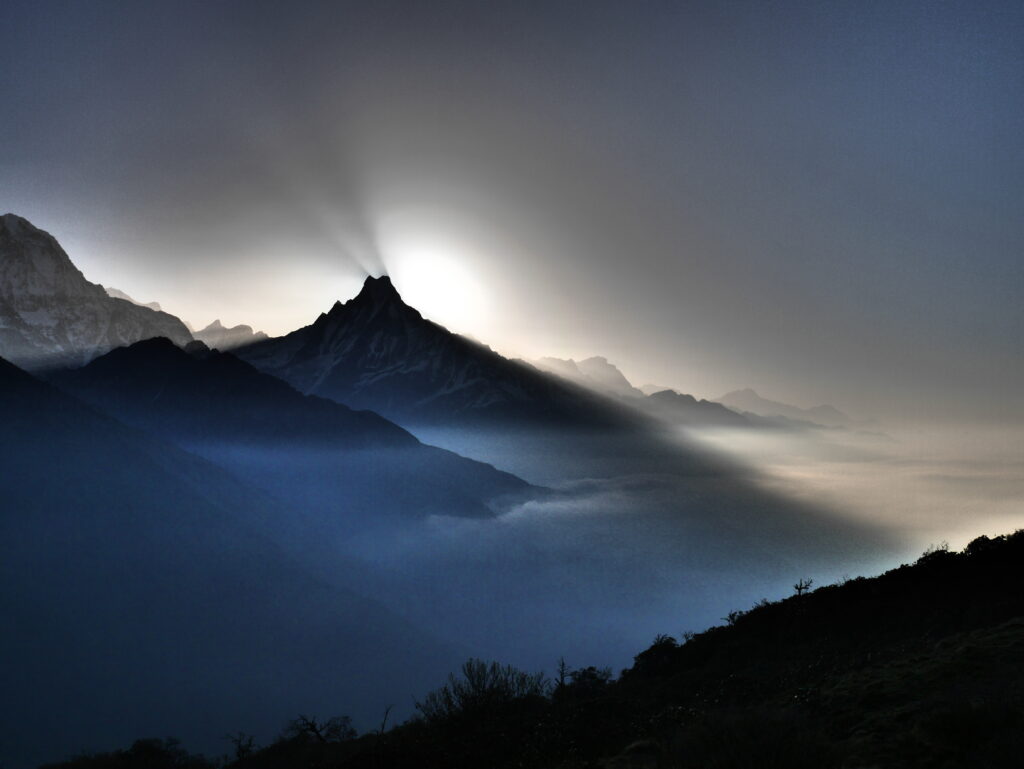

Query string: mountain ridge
[716,387,853,426]
[193,318,268,350]
[0,213,192,369]
[52,336,534,519]
[235,275,646,428]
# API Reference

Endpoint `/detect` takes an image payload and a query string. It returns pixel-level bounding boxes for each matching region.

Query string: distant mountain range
[716,387,853,426]
[0,214,192,369]
[103,286,162,312]
[531,356,645,399]
[530,357,755,429]
[106,285,270,349]
[644,388,752,427]
[192,318,268,350]
[3,213,845,434]
[234,275,641,428]
[636,383,853,430]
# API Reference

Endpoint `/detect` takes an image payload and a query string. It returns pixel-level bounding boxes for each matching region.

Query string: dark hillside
[39,531,1024,769]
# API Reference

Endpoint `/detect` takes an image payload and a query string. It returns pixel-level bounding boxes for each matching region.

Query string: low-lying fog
[399,420,1021,676]
[685,423,1024,557]
[10,414,1017,766]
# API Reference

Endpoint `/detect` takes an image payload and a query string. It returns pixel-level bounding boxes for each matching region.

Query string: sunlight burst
[383,234,490,334]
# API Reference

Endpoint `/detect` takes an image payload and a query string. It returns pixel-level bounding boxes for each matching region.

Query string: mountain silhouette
[532,356,645,399]
[103,286,162,311]
[0,214,192,369]
[0,356,461,768]
[52,337,533,519]
[234,275,643,427]
[193,318,268,350]
[644,388,752,427]
[717,387,853,427]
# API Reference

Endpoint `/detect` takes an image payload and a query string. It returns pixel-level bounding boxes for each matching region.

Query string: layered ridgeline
[716,387,854,427]
[643,388,752,428]
[0,356,463,769]
[532,355,646,400]
[234,275,642,427]
[533,356,758,429]
[0,214,192,369]
[192,319,268,350]
[52,338,532,520]
[103,286,162,312]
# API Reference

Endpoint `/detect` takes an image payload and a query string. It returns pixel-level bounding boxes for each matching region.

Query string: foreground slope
[0,358,460,769]
[43,532,1024,769]
[0,214,192,369]
[51,338,532,520]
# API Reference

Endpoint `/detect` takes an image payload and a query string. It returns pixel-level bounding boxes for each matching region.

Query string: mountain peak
[355,274,402,304]
[1,212,34,234]
[319,274,417,325]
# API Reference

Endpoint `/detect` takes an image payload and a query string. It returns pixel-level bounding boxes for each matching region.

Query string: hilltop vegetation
[42,531,1024,769]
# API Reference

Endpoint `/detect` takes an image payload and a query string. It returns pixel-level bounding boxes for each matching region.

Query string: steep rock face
[236,275,640,427]
[193,318,268,350]
[0,214,192,369]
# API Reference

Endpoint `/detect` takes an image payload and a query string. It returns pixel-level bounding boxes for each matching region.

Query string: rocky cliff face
[0,214,192,369]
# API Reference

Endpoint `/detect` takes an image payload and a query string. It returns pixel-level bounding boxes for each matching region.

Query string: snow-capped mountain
[235,275,639,426]
[193,318,268,350]
[0,214,192,369]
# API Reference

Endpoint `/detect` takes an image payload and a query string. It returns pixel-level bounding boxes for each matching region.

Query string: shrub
[415,658,549,722]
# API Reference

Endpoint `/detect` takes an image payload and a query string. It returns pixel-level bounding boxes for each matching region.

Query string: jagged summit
[235,273,640,427]
[316,274,421,331]
[358,274,400,301]
[327,274,410,315]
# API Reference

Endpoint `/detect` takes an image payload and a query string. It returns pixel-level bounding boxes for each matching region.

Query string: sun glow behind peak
[380,231,491,336]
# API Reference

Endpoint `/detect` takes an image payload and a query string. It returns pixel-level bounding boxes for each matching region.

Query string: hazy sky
[3,0,1022,421]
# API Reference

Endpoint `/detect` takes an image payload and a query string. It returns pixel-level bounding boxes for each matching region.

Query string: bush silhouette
[415,658,549,722]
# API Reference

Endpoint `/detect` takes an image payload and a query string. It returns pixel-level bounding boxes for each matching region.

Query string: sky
[2,0,1022,421]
